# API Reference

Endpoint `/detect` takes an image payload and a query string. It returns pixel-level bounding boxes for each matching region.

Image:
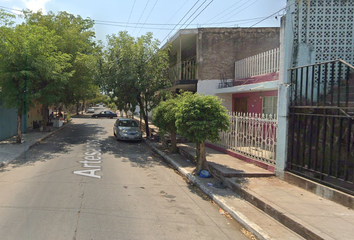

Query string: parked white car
[113,118,142,141]
[87,108,95,113]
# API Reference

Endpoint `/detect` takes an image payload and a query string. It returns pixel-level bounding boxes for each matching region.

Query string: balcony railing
[235,47,280,79]
[169,61,197,82]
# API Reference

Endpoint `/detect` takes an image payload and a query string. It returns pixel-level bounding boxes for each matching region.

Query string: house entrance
[234,98,248,113]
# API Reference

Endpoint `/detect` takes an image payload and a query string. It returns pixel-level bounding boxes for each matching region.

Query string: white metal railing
[235,47,280,79]
[214,112,277,165]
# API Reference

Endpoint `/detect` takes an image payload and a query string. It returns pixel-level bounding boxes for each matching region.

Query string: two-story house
[162,27,280,99]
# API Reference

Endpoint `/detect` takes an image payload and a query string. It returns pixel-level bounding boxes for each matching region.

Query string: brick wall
[197,28,280,80]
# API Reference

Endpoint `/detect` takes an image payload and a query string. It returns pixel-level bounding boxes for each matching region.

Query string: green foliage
[108,102,116,111]
[22,10,98,108]
[152,96,179,133]
[100,31,171,136]
[0,22,72,112]
[175,93,230,143]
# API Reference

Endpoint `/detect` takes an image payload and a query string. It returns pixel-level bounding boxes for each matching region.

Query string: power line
[179,0,209,29]
[211,5,289,49]
[183,0,214,29]
[203,0,244,24]
[221,0,260,23]
[125,0,136,31]
[209,0,250,25]
[160,0,201,44]
[95,17,263,31]
[137,0,159,35]
[94,16,266,27]
[249,5,287,28]
[155,0,189,35]
[132,0,150,34]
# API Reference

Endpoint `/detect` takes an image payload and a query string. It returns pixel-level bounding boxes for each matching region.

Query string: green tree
[0,12,72,141]
[100,32,170,136]
[23,10,97,114]
[175,93,230,173]
[152,96,179,153]
[133,33,170,137]
[103,32,138,118]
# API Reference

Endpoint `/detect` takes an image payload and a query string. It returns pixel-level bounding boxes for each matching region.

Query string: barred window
[262,96,278,115]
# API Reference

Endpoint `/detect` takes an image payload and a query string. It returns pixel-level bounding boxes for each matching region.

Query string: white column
[275,0,296,178]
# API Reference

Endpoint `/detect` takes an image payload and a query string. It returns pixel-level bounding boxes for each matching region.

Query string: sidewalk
[0,123,70,166]
[145,139,354,240]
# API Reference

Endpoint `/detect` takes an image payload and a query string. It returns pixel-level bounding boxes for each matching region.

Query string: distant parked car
[87,108,95,113]
[91,111,117,119]
[96,104,99,107]
[113,118,142,141]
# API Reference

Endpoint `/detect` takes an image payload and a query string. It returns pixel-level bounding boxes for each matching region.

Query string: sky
[0,0,286,45]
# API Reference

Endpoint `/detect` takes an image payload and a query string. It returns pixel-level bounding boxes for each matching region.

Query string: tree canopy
[0,9,99,141]
[100,31,171,135]
[152,96,178,153]
[175,93,230,173]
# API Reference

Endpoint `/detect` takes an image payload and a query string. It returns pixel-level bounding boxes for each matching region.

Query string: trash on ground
[199,170,211,178]
[206,183,213,187]
[219,208,225,215]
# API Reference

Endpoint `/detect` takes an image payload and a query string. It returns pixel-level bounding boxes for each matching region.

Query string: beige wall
[197,28,280,80]
[26,103,43,130]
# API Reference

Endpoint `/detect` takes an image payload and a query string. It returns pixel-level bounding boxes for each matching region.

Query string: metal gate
[287,59,354,195]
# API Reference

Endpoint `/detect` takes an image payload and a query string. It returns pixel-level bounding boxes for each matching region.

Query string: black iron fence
[287,59,354,195]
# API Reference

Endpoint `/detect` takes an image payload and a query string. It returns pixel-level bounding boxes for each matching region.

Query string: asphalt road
[0,116,249,240]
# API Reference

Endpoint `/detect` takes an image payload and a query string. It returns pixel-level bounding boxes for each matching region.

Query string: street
[0,117,249,240]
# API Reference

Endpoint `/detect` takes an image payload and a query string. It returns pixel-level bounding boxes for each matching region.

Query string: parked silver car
[113,118,142,141]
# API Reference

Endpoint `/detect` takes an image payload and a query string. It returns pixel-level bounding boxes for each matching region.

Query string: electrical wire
[94,16,266,27]
[137,0,159,35]
[125,0,136,31]
[221,0,260,23]
[179,0,208,29]
[155,0,189,35]
[203,0,244,24]
[132,0,150,34]
[159,0,201,44]
[183,0,214,29]
[208,0,253,25]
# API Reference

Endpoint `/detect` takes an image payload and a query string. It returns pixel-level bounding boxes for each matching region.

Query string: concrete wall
[0,107,18,141]
[197,28,280,80]
[197,79,221,96]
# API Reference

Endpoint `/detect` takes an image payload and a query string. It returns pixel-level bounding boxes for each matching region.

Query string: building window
[262,96,278,115]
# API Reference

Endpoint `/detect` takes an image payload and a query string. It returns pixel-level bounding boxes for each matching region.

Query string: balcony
[218,48,280,90]
[235,47,280,79]
[169,60,197,82]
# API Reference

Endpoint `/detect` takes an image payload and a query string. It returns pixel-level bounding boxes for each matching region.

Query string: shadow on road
[8,123,107,168]
[100,136,166,169]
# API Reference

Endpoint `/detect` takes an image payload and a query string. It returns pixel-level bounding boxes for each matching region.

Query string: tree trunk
[170,130,177,153]
[42,105,48,132]
[82,100,86,114]
[16,108,22,144]
[76,101,80,115]
[195,141,208,174]
[58,106,62,118]
[136,95,149,138]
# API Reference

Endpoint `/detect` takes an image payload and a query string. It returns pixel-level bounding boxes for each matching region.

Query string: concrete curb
[144,139,273,240]
[0,121,72,168]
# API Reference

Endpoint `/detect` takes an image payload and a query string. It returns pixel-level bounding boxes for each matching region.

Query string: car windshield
[119,120,138,127]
